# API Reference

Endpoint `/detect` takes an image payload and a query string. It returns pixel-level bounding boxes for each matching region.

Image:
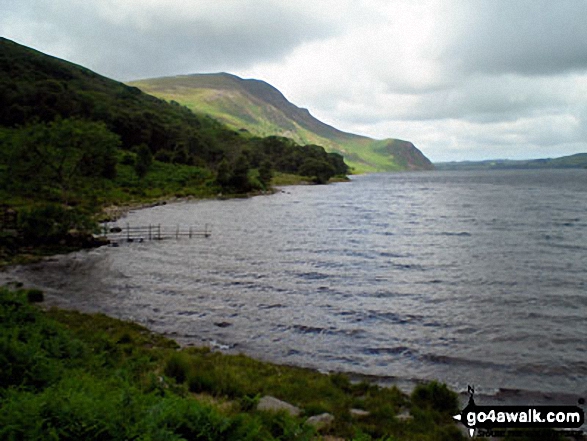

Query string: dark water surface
[4,169,587,400]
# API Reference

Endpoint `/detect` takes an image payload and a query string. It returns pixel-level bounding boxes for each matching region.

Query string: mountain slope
[0,37,238,165]
[129,73,433,173]
[0,37,350,210]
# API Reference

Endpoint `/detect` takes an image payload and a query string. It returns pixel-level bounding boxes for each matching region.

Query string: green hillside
[0,38,349,261]
[0,38,348,189]
[129,73,434,173]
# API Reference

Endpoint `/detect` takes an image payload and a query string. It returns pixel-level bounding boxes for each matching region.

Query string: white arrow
[453,415,475,437]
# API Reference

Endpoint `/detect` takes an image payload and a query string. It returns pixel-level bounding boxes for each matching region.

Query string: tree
[215,158,232,190]
[258,159,273,189]
[215,154,254,193]
[17,203,95,245]
[2,118,120,203]
[298,158,336,184]
[228,154,252,192]
[327,152,349,176]
[134,144,152,179]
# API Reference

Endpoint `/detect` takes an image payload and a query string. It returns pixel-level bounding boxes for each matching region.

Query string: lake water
[4,169,587,402]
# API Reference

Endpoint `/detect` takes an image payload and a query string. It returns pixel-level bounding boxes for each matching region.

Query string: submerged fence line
[100,223,211,243]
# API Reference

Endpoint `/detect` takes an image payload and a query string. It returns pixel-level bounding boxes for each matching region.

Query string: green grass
[0,287,465,440]
[128,75,434,174]
[104,159,218,204]
[271,172,314,186]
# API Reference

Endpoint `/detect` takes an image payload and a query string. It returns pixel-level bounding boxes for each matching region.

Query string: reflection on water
[4,169,587,400]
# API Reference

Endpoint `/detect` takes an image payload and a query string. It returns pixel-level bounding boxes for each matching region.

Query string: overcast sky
[3,0,587,162]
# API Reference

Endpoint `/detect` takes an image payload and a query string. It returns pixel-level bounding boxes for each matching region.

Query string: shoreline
[98,176,352,223]
[1,255,581,413]
[0,176,350,268]
[3,258,586,439]
[3,179,584,426]
[1,285,468,440]
[98,171,353,223]
[5,280,585,441]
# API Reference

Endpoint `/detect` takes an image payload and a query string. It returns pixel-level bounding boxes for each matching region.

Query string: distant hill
[129,73,434,173]
[434,153,587,170]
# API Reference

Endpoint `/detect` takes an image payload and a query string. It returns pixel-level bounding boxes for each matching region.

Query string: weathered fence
[101,223,210,244]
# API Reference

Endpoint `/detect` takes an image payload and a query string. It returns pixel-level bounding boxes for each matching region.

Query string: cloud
[334,72,587,123]
[2,0,587,161]
[444,0,587,77]
[237,1,587,161]
[1,0,344,80]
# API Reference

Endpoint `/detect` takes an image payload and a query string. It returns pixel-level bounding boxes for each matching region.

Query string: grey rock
[306,413,335,430]
[257,396,301,416]
[350,408,370,418]
[396,408,413,421]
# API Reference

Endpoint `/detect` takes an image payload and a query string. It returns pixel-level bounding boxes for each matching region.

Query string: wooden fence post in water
[102,223,210,242]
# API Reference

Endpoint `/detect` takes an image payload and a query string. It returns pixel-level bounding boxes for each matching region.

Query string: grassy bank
[0,287,467,440]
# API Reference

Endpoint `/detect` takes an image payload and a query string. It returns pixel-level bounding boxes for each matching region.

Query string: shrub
[134,144,152,178]
[26,288,44,303]
[0,288,85,390]
[410,381,460,415]
[17,204,96,245]
[164,352,193,384]
[256,410,316,441]
[329,372,352,392]
[187,370,216,394]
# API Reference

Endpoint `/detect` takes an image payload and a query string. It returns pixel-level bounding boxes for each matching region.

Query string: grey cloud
[1,0,339,80]
[2,0,586,161]
[446,0,587,76]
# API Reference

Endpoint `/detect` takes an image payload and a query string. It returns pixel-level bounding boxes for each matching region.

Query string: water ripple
[6,169,587,399]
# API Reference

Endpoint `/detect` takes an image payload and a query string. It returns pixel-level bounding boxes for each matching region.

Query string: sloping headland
[129,73,434,173]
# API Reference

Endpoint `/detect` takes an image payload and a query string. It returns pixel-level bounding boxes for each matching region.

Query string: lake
[4,169,586,402]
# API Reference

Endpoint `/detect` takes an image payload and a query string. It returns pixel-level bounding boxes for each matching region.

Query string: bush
[0,288,85,390]
[164,352,193,384]
[329,372,352,392]
[26,288,44,303]
[134,143,152,178]
[17,204,96,245]
[298,158,336,184]
[17,204,70,244]
[410,381,460,415]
